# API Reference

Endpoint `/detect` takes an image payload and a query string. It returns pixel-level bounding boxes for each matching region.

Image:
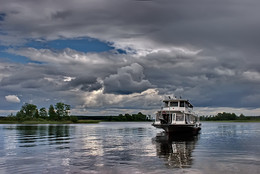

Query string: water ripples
[0,122,260,174]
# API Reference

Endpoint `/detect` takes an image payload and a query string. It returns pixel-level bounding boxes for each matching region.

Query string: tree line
[3,103,151,123]
[200,112,259,121]
[6,102,78,122]
[106,112,149,121]
[76,112,151,122]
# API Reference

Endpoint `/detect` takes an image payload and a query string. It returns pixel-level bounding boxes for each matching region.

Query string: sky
[0,0,260,116]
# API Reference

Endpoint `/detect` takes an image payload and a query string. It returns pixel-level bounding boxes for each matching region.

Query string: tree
[239,113,246,120]
[70,116,78,123]
[120,114,127,121]
[17,103,38,118]
[16,111,24,121]
[125,113,132,121]
[64,104,71,117]
[55,102,65,119]
[11,102,73,122]
[48,105,57,120]
[34,109,39,119]
[39,107,48,118]
[54,102,71,120]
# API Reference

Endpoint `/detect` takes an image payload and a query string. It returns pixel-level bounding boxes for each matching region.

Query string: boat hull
[152,123,201,135]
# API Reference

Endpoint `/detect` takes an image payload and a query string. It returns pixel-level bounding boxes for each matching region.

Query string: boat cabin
[154,99,198,125]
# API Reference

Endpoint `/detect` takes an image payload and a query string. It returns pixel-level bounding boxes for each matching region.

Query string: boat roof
[163,98,193,107]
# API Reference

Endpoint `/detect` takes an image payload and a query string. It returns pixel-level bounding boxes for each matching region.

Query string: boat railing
[162,106,193,113]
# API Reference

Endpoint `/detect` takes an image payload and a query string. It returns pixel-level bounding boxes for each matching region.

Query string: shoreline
[201,120,260,123]
[0,120,153,124]
[0,120,101,124]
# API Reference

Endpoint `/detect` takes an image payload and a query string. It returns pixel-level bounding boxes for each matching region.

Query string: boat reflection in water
[152,132,199,168]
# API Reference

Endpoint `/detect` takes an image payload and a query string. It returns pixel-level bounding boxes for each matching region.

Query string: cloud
[214,68,236,77]
[0,0,260,116]
[81,88,161,110]
[243,71,260,82]
[1,44,260,112]
[5,95,20,103]
[0,0,259,53]
[7,47,110,65]
[103,63,153,94]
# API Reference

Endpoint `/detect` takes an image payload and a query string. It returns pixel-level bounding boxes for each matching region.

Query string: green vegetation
[77,120,101,124]
[0,102,80,124]
[75,112,151,122]
[0,103,150,124]
[108,112,149,121]
[200,112,260,122]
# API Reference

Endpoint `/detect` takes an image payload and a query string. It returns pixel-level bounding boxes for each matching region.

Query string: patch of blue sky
[0,46,41,64]
[0,37,127,64]
[25,37,127,54]
[116,49,127,54]
[25,38,116,53]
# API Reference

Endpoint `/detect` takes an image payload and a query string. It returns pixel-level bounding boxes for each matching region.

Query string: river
[0,122,259,174]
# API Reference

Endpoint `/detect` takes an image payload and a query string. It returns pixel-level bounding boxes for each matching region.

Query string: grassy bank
[0,120,101,124]
[76,120,101,124]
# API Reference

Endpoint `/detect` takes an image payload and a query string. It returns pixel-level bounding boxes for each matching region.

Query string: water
[0,122,259,174]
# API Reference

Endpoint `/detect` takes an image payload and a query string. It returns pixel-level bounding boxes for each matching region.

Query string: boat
[152,96,201,135]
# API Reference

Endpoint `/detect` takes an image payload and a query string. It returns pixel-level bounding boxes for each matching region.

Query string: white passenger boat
[152,97,201,134]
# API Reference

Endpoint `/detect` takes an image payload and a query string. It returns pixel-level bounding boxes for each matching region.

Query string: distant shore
[0,119,153,124]
[0,120,101,124]
[200,113,260,122]
[201,120,260,123]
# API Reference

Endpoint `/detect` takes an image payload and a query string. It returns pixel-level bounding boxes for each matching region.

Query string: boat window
[176,115,184,121]
[172,113,176,121]
[184,101,193,108]
[164,101,169,107]
[180,101,185,107]
[170,102,178,107]
[185,101,189,108]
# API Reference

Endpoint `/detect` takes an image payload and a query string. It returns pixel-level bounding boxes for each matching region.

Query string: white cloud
[243,71,260,82]
[7,47,110,65]
[215,67,235,76]
[82,88,161,109]
[5,95,21,103]
[63,76,75,82]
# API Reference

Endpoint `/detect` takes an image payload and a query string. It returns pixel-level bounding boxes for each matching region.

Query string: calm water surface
[0,122,259,174]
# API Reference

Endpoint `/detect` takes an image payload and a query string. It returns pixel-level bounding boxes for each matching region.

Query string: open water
[0,122,259,174]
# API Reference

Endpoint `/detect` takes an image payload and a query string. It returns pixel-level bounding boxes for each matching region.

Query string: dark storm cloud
[0,61,86,110]
[67,76,103,92]
[0,13,6,21]
[1,0,260,61]
[51,10,72,20]
[1,0,259,50]
[103,63,153,94]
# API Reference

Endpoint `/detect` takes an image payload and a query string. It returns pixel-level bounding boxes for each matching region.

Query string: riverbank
[0,120,101,124]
